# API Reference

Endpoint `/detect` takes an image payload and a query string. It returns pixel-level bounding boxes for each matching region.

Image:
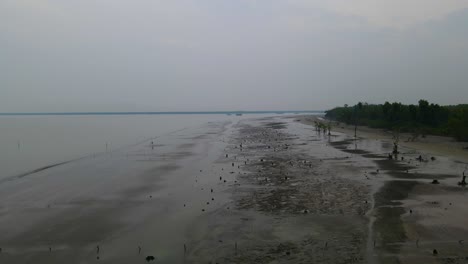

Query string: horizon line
[0,110,325,116]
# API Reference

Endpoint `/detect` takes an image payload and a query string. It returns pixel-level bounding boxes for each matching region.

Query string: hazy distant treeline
[325,100,468,141]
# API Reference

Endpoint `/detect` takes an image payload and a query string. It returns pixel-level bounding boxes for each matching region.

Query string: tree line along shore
[325,100,468,142]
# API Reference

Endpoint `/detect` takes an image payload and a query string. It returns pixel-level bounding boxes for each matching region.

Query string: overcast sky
[1,0,468,112]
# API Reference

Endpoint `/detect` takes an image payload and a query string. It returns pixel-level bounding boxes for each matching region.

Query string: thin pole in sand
[184,244,187,255]
[17,140,20,150]
[235,242,238,255]
[139,246,142,254]
[105,142,108,152]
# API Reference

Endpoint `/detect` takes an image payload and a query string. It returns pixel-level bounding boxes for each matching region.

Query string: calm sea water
[0,113,316,178]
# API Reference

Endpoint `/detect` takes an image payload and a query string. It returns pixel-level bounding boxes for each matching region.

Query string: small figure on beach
[393,142,399,155]
[458,175,467,186]
[431,179,440,184]
[458,170,467,186]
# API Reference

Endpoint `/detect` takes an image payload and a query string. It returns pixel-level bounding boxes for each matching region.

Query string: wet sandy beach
[0,116,467,263]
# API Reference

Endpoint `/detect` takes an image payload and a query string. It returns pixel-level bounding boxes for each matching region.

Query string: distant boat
[235,113,242,116]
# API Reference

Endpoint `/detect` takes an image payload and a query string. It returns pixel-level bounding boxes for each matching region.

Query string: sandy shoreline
[0,115,467,263]
[298,114,468,263]
[299,114,468,163]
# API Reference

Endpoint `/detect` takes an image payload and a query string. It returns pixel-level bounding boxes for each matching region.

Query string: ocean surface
[0,112,320,179]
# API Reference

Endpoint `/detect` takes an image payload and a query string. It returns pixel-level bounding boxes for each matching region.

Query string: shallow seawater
[0,114,286,179]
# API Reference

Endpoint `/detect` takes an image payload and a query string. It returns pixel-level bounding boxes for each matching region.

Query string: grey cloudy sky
[1,0,468,112]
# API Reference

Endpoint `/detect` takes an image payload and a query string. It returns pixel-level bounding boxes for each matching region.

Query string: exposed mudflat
[0,116,467,263]
[186,118,372,263]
